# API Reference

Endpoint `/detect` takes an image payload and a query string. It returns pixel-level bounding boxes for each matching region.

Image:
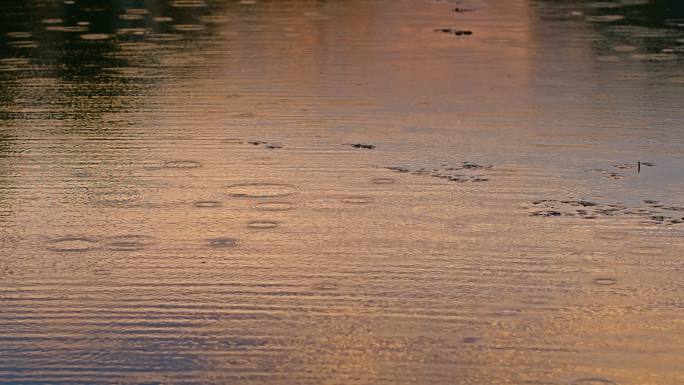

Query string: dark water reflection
[1,1,683,384]
[0,0,229,128]
[535,0,684,57]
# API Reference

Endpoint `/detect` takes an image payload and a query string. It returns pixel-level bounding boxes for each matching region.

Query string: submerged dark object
[434,28,473,36]
[349,143,376,149]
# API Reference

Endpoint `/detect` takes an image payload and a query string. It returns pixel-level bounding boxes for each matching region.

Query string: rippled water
[1,0,683,384]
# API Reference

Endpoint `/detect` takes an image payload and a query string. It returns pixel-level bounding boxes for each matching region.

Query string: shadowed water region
[1,0,683,384]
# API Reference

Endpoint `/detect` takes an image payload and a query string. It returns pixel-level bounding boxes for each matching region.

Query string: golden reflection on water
[0,0,683,384]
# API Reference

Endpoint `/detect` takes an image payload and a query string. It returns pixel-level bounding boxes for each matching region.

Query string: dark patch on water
[531,210,563,217]
[434,28,473,36]
[248,140,282,150]
[586,169,624,180]
[386,166,410,173]
[386,162,493,183]
[345,143,376,150]
[530,198,684,225]
[587,161,656,180]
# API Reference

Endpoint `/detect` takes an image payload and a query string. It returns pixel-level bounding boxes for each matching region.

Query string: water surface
[1,0,683,384]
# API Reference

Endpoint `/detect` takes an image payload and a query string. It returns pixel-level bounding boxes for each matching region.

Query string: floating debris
[588,162,655,179]
[386,162,493,183]
[461,162,491,170]
[249,140,282,149]
[434,28,473,36]
[530,199,684,225]
[347,143,376,150]
[386,166,410,173]
[638,161,655,173]
[586,168,623,180]
[530,210,562,217]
